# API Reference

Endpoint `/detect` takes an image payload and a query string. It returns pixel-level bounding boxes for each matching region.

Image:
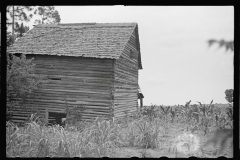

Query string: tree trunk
[12,6,14,38]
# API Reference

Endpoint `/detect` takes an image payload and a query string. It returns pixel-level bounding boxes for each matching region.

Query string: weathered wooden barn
[7,23,143,124]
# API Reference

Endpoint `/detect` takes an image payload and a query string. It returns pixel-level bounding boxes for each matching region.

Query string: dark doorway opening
[48,112,66,126]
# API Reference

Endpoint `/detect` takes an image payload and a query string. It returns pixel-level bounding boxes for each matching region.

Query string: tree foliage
[224,89,233,103]
[14,22,29,37]
[7,32,15,47]
[7,53,44,119]
[34,6,61,24]
[7,6,34,29]
[207,39,234,52]
[6,6,35,46]
[207,38,234,105]
[7,6,61,46]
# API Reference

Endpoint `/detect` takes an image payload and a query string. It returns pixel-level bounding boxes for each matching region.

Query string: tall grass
[6,103,232,157]
[6,117,120,157]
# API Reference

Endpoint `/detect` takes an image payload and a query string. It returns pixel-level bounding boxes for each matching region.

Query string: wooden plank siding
[113,29,139,118]
[9,55,115,123]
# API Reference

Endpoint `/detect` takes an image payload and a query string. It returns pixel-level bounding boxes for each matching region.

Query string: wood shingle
[8,23,142,69]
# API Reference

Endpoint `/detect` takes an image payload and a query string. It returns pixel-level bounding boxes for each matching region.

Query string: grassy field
[6,102,233,158]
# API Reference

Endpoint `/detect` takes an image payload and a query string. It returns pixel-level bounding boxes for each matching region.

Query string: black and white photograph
[6,6,234,158]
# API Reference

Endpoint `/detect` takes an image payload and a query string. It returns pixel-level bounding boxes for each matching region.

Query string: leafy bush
[7,53,44,120]
[141,105,158,121]
[224,89,233,103]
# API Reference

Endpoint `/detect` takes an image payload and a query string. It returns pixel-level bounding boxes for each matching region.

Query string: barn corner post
[109,87,114,123]
[45,109,48,125]
[109,59,116,123]
[137,85,144,110]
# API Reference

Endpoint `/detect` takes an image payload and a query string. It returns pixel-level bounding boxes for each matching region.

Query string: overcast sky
[27,6,234,106]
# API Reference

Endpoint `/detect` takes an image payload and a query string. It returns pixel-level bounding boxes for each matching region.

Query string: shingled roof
[7,23,142,68]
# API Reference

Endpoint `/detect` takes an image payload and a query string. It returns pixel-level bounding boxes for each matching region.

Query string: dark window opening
[9,53,22,60]
[49,78,61,80]
[66,100,76,102]
[14,53,22,57]
[48,112,66,126]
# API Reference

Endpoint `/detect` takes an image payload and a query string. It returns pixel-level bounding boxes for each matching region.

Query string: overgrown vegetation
[6,53,44,121]
[6,100,233,157]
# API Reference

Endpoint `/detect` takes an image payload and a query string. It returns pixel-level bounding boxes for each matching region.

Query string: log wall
[9,55,114,123]
[113,29,139,118]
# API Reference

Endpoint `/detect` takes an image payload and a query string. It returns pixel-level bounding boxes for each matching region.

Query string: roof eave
[135,24,143,70]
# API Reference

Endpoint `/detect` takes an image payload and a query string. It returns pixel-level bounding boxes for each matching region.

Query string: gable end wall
[113,29,139,118]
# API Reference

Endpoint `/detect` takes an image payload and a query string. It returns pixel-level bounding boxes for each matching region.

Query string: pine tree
[34,6,61,24]
[6,5,61,46]
[14,22,29,38]
[7,6,34,38]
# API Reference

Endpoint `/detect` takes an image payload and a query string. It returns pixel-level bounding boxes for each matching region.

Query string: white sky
[26,6,234,106]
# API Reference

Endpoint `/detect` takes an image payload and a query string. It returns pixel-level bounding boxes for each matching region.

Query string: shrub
[7,53,44,120]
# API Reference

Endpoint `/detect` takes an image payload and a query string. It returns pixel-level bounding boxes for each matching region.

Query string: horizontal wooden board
[34,94,111,101]
[114,105,137,111]
[35,88,111,95]
[33,91,111,99]
[39,85,110,93]
[26,99,111,106]
[45,79,111,87]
